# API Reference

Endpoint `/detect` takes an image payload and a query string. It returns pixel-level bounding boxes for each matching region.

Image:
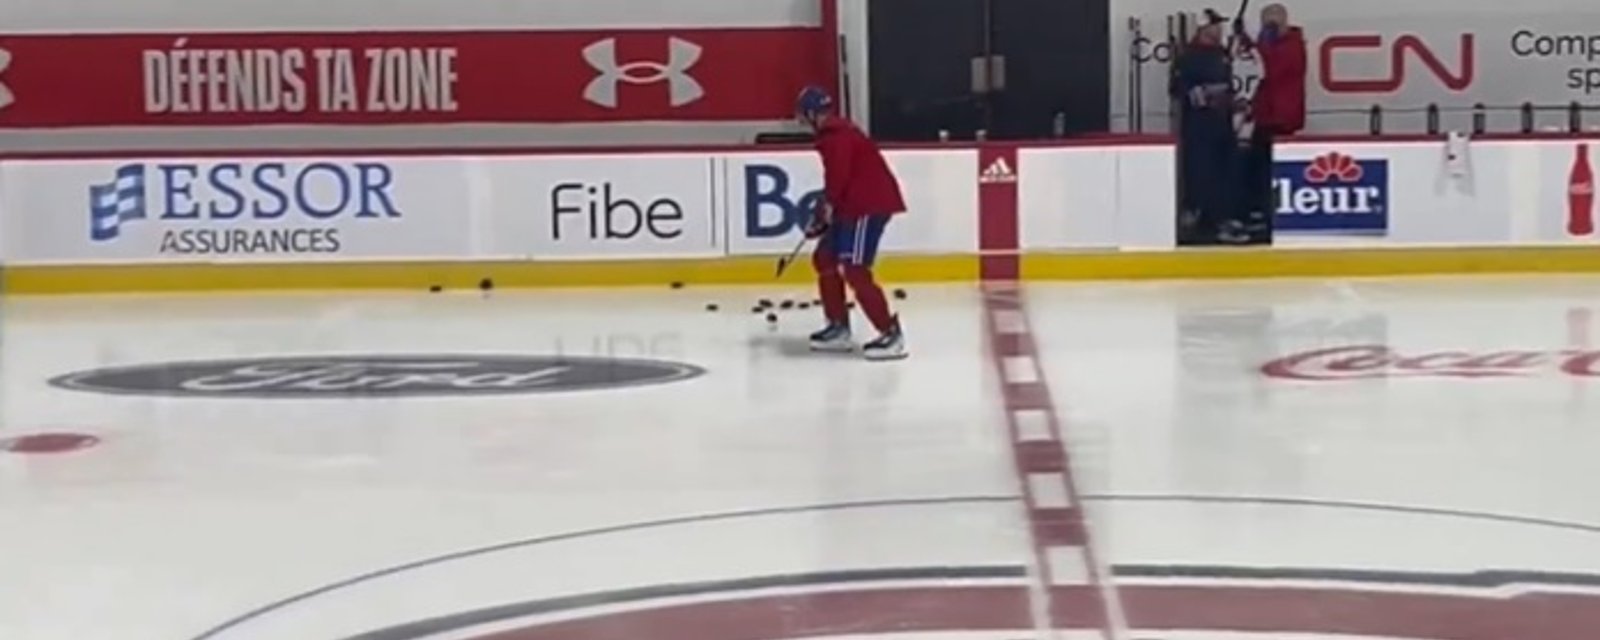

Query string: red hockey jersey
[815,117,906,220]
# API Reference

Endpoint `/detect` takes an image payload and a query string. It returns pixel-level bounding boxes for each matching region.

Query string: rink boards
[1,136,1598,293]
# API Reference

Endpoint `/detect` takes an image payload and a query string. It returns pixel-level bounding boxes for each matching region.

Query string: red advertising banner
[0,29,827,127]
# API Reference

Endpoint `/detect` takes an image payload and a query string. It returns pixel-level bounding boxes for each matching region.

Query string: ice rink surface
[2,276,1600,640]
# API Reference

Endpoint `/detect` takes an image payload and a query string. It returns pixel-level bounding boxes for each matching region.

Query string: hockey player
[794,86,908,360]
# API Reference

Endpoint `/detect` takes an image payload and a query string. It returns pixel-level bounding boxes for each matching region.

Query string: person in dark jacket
[1235,4,1307,237]
[1171,16,1237,243]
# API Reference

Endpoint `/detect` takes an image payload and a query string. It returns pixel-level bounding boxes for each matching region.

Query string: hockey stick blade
[774,235,810,278]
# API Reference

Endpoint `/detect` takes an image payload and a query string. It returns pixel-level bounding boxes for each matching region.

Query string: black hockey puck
[765,312,778,323]
[751,306,764,314]
[758,298,774,308]
[706,303,719,312]
[893,288,907,300]
[779,300,795,310]
[798,302,811,310]
[429,285,442,293]
[479,277,494,291]
[670,281,685,289]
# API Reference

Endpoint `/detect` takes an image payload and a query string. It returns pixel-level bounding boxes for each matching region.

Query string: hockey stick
[1225,0,1252,53]
[774,233,812,278]
[777,201,829,277]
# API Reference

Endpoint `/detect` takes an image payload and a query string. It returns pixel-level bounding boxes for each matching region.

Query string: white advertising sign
[485,155,720,260]
[1532,139,1600,243]
[1114,0,1600,133]
[1021,144,1176,251]
[1118,146,1181,249]
[10,137,1600,270]
[1270,141,1513,247]
[0,157,476,264]
[1021,148,1121,251]
[723,149,978,256]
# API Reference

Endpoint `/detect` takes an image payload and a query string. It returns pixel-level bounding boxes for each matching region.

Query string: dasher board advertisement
[1540,141,1600,242]
[0,30,827,128]
[0,158,476,263]
[723,150,979,256]
[1268,142,1514,248]
[1272,151,1390,235]
[484,155,722,260]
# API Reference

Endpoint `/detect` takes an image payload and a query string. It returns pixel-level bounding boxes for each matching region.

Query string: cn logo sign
[1319,34,1475,94]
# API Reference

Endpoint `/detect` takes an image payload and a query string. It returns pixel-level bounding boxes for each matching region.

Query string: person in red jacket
[1235,3,1307,235]
[1242,4,1306,135]
[795,86,909,361]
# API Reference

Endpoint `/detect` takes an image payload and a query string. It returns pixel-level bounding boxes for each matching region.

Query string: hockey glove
[803,203,832,239]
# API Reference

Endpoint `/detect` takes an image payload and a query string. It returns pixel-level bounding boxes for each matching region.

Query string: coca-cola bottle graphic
[1569,143,1595,237]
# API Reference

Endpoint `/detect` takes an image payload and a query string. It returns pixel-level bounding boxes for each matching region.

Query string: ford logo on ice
[48,355,705,398]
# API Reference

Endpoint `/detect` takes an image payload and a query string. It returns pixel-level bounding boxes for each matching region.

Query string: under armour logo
[0,48,13,111]
[582,37,704,109]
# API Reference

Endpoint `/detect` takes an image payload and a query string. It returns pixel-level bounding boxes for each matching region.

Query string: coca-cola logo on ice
[49,355,704,398]
[1261,345,1600,381]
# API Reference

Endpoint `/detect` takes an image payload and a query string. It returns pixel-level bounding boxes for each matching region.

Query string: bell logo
[0,48,13,110]
[582,37,705,109]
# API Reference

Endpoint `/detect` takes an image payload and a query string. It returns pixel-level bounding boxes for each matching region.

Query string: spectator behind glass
[1172,14,1240,244]
[1238,3,1306,136]
[1235,3,1307,241]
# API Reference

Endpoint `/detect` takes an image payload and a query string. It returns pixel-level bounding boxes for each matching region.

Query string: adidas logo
[979,157,1016,184]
